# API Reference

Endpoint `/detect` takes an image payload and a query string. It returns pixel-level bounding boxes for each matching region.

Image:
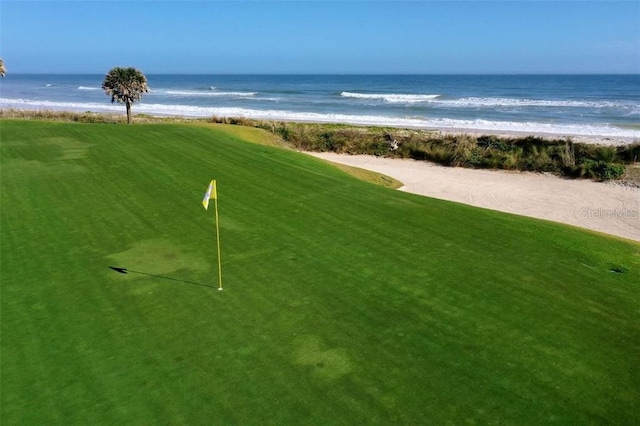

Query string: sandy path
[308,153,640,242]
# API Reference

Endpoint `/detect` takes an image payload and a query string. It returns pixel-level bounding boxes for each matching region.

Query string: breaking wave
[162,90,256,97]
[341,92,441,103]
[2,97,639,139]
[341,92,637,111]
[437,97,635,109]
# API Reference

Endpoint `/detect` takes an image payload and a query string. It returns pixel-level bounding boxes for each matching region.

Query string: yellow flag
[202,180,217,210]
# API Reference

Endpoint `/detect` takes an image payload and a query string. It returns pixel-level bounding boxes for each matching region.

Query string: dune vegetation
[231,118,638,182]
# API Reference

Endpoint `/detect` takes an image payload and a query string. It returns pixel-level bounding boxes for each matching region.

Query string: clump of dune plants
[213,117,635,182]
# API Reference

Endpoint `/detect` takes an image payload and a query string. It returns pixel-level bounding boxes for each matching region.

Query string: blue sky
[1,1,639,74]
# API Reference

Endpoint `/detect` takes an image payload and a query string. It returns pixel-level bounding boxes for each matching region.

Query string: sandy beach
[308,152,640,242]
[422,129,639,147]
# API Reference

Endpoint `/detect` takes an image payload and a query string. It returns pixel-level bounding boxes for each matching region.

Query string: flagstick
[214,189,223,291]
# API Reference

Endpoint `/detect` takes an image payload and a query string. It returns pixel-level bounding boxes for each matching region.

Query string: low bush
[617,142,640,163]
[567,160,626,181]
[260,120,629,180]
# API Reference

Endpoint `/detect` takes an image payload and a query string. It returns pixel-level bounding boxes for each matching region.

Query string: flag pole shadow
[108,266,216,289]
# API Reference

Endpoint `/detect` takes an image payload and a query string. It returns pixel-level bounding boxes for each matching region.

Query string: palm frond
[102,67,148,104]
[102,67,148,123]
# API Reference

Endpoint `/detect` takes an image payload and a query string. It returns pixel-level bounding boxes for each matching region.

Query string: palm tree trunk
[126,100,132,124]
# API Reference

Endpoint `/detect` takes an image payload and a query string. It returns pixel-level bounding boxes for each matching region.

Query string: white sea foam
[1,98,121,112]
[164,90,256,97]
[341,92,441,103]
[254,97,281,102]
[437,97,632,109]
[77,86,99,91]
[341,92,637,110]
[2,97,639,139]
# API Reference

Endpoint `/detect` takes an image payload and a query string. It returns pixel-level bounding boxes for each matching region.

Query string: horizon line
[3,72,640,76]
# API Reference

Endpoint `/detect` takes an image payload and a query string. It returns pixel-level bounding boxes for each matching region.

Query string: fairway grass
[1,120,639,424]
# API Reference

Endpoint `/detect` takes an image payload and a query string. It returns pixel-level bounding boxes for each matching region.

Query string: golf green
[1,120,638,424]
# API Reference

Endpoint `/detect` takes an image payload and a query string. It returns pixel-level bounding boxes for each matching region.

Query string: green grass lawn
[1,120,638,424]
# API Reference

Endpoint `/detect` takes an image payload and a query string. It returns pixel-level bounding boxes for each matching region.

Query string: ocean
[1,74,639,139]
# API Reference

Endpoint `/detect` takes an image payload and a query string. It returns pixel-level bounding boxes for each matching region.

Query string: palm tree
[102,67,148,124]
[0,59,6,77]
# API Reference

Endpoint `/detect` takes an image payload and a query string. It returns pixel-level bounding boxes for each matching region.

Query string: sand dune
[308,153,640,242]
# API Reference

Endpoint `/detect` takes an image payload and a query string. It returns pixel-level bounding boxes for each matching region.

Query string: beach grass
[1,119,639,424]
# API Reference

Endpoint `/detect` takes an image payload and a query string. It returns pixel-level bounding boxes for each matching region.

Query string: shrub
[466,148,487,168]
[427,144,454,165]
[451,134,477,167]
[276,124,295,142]
[594,146,618,163]
[502,149,522,170]
[570,160,625,181]
[616,142,640,163]
[557,140,576,168]
[595,162,625,180]
[477,135,510,152]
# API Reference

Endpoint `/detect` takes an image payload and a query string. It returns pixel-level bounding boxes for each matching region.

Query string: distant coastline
[1,105,637,147]
[1,74,638,144]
